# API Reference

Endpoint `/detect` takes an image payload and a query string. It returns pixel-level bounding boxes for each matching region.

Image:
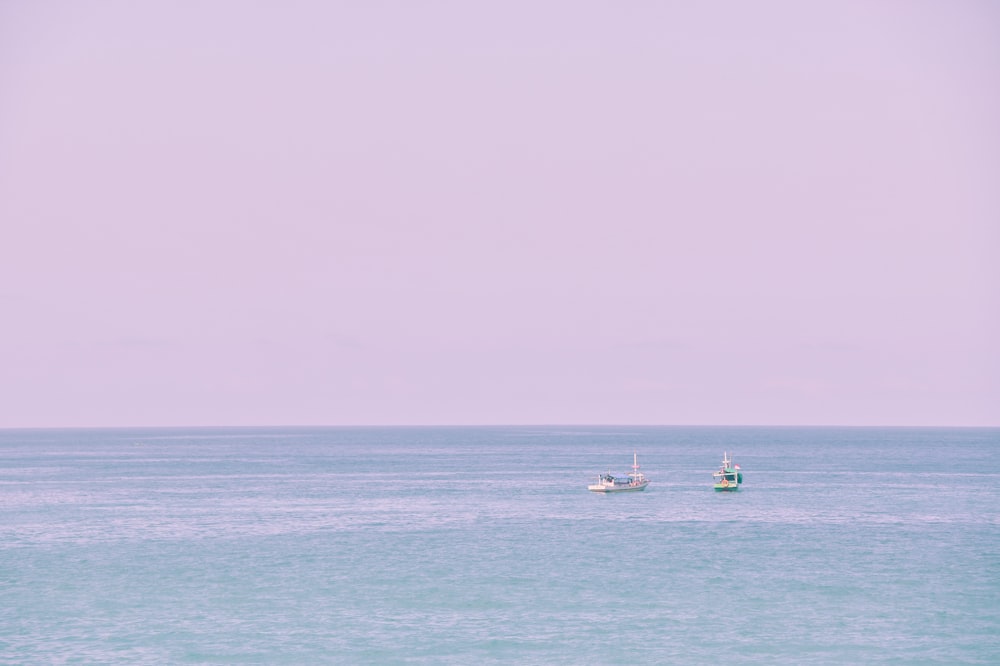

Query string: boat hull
[713,484,739,492]
[588,482,649,493]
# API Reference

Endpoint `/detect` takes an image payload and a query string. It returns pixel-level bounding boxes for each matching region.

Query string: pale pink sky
[1,1,997,427]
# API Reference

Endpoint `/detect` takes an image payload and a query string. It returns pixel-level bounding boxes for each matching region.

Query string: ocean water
[1,426,998,664]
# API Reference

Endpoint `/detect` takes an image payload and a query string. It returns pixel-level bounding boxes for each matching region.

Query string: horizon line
[1,423,998,430]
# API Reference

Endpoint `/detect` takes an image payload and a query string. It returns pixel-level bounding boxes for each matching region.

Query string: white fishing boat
[588,452,649,492]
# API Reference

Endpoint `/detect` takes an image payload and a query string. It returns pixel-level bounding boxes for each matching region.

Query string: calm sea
[1,426,998,664]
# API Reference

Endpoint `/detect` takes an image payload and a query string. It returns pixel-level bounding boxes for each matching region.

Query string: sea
[1,426,998,664]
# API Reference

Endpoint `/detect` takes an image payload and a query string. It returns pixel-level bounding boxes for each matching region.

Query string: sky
[1,0,997,427]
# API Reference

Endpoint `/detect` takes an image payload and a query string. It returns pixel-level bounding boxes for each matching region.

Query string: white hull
[588,481,649,493]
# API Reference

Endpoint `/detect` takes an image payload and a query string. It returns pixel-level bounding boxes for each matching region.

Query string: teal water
[2,426,998,664]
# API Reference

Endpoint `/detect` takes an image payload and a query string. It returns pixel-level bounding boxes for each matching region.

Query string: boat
[713,451,742,491]
[588,452,649,492]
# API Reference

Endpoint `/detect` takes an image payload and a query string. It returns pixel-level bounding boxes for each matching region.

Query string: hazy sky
[1,1,997,427]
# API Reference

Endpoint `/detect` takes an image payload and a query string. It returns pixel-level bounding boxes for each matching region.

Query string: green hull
[714,484,740,491]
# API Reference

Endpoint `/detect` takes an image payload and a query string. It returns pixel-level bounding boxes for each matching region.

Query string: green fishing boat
[713,452,742,491]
